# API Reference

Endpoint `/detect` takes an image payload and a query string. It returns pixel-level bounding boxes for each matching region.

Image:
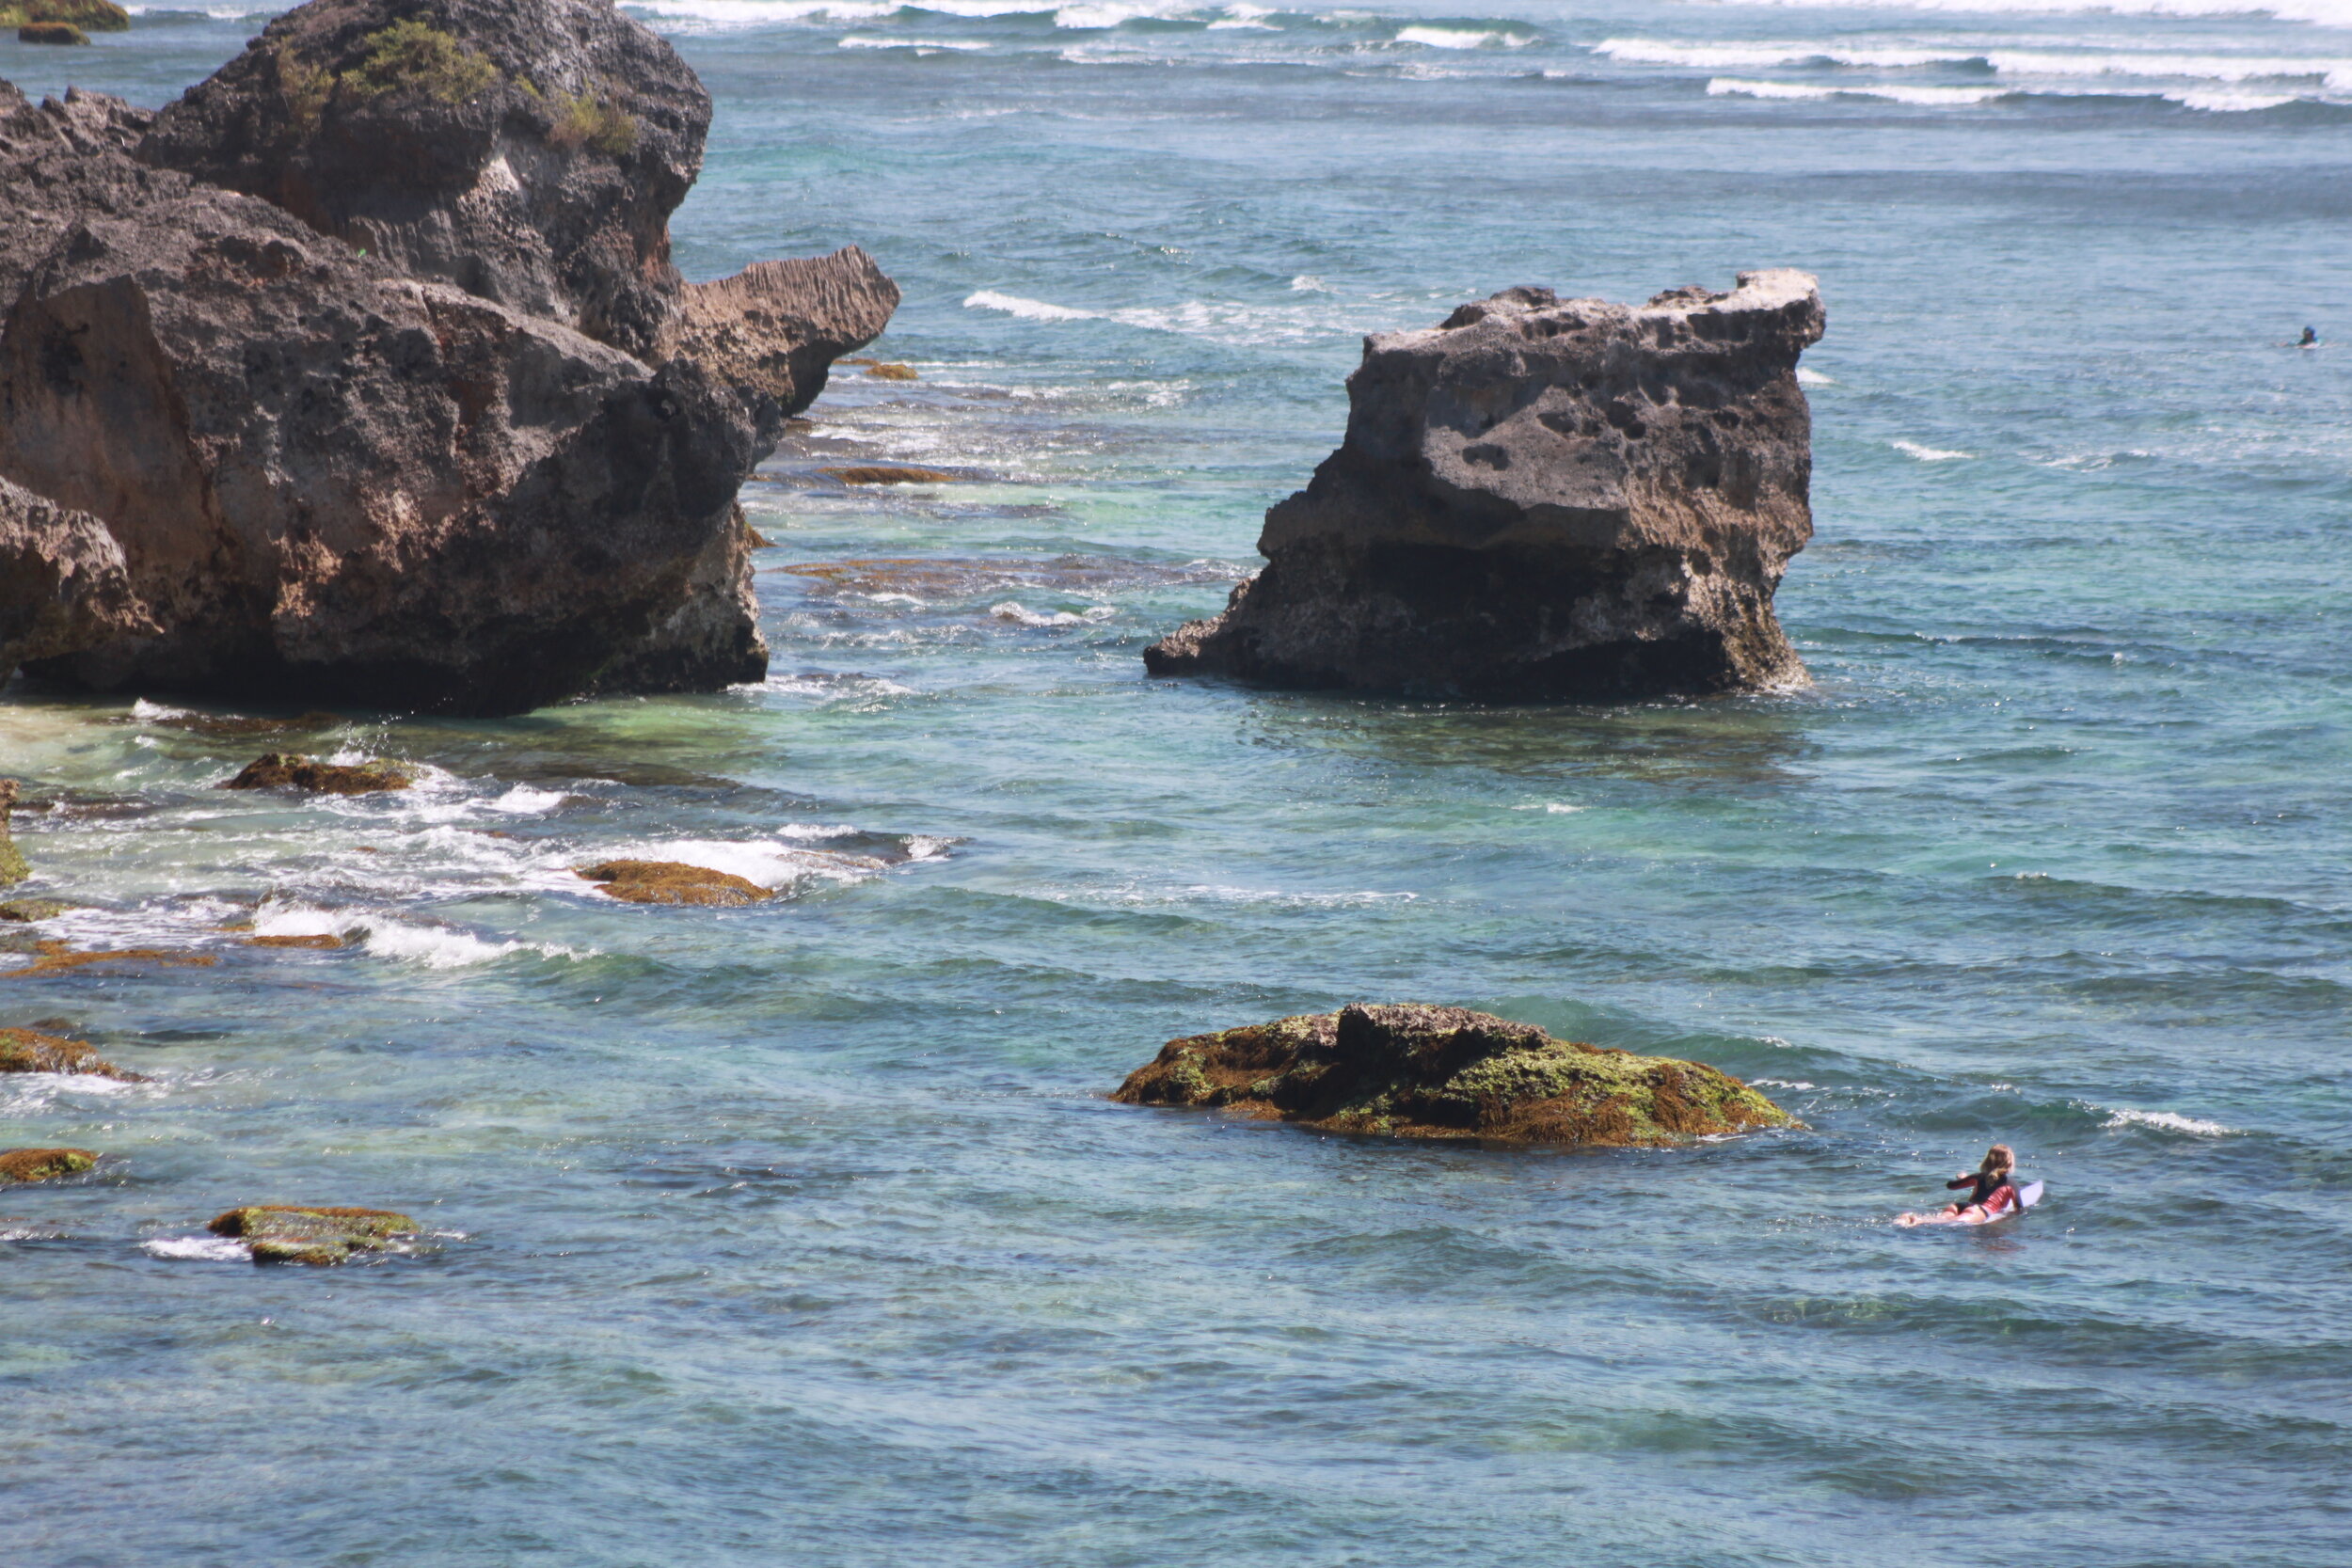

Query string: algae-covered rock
[1114,1003,1793,1146]
[0,1146,97,1181]
[1,939,215,979]
[15,22,88,45]
[208,1204,419,1265]
[0,1025,144,1080]
[576,859,771,906]
[0,780,25,888]
[0,0,130,31]
[823,466,960,486]
[0,898,70,922]
[246,932,344,949]
[222,753,412,795]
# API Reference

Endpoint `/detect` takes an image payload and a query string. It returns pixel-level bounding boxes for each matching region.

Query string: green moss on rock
[341,19,499,103]
[1113,1004,1794,1148]
[0,898,72,923]
[209,1204,421,1266]
[17,20,88,42]
[0,0,128,31]
[0,1147,99,1182]
[0,779,27,888]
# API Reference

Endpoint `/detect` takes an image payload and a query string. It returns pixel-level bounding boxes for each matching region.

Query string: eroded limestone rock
[1114,1003,1792,1146]
[1147,272,1825,699]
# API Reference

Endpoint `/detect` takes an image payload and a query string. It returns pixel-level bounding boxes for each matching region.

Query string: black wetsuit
[1946,1170,2019,1212]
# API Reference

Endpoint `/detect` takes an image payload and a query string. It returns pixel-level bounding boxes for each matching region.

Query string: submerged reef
[1147,272,1824,699]
[0,0,898,713]
[209,1204,421,1265]
[1115,1004,1792,1146]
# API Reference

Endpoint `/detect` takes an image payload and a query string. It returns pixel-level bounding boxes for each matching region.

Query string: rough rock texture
[0,0,129,30]
[0,165,764,709]
[0,778,23,886]
[1147,272,1825,699]
[208,1203,419,1265]
[0,1025,142,1079]
[576,859,771,906]
[138,0,709,358]
[0,1146,98,1181]
[668,247,901,419]
[222,753,413,794]
[1,476,156,681]
[1114,1004,1792,1146]
[0,0,898,713]
[18,22,87,42]
[0,897,71,922]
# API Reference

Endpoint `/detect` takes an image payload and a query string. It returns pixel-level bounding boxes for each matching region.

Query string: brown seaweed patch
[0,1026,144,1080]
[864,362,919,381]
[1,941,217,980]
[820,466,961,486]
[246,933,346,950]
[575,860,772,907]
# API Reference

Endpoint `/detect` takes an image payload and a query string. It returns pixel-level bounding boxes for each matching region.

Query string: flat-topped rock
[0,1146,98,1181]
[0,1025,143,1080]
[576,859,771,906]
[1147,272,1825,699]
[1115,1003,1793,1146]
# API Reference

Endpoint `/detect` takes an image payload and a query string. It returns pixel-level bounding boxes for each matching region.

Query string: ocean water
[4,0,2350,1562]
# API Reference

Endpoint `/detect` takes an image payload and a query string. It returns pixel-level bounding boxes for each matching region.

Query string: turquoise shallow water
[5,1,2351,1562]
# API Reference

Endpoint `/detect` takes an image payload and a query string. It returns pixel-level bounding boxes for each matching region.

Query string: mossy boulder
[0,1026,143,1080]
[17,20,88,42]
[1114,1004,1794,1147]
[0,0,129,29]
[0,1147,99,1182]
[208,1205,420,1266]
[0,779,27,888]
[576,859,771,906]
[221,753,412,795]
[0,898,72,923]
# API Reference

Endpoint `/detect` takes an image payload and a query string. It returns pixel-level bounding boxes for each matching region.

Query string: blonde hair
[1981,1144,2015,1177]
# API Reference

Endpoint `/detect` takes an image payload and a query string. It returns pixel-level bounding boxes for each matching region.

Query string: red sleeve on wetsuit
[1947,1175,1976,1191]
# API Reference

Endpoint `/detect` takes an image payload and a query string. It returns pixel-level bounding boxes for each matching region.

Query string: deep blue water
[4,1,2349,1562]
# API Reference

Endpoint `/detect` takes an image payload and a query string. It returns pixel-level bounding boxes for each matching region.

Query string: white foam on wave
[966,290,1097,322]
[990,600,1118,626]
[1796,365,1836,386]
[1892,437,1977,461]
[1708,76,2011,104]
[624,0,898,24]
[2104,1107,2238,1136]
[249,897,579,968]
[1395,24,1534,48]
[143,1235,250,1262]
[485,784,568,815]
[1729,0,2352,24]
[601,837,893,890]
[129,697,194,721]
[1599,37,1974,70]
[964,289,1360,347]
[840,33,992,46]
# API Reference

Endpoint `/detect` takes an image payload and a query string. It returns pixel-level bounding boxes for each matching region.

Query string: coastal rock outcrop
[208,1203,420,1264]
[1146,272,1825,699]
[0,779,24,886]
[0,0,898,714]
[1114,1004,1792,1146]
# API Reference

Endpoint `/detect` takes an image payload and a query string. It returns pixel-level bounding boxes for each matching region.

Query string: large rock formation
[1114,1004,1793,1147]
[0,0,897,714]
[1147,272,1824,699]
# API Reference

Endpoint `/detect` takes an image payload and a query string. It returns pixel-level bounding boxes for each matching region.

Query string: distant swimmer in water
[1897,1144,2025,1227]
[2300,326,2318,346]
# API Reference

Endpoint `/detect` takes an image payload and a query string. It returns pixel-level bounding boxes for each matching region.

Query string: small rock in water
[221,753,413,795]
[1114,1003,1793,1146]
[208,1205,421,1266]
[864,362,918,380]
[0,1147,99,1182]
[575,860,773,906]
[0,898,71,923]
[0,1026,145,1081]
[16,21,89,42]
[245,933,346,949]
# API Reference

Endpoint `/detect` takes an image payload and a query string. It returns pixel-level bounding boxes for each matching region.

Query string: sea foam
[2103,1107,2238,1136]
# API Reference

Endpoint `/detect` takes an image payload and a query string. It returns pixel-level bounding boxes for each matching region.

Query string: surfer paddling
[1898,1144,2029,1227]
